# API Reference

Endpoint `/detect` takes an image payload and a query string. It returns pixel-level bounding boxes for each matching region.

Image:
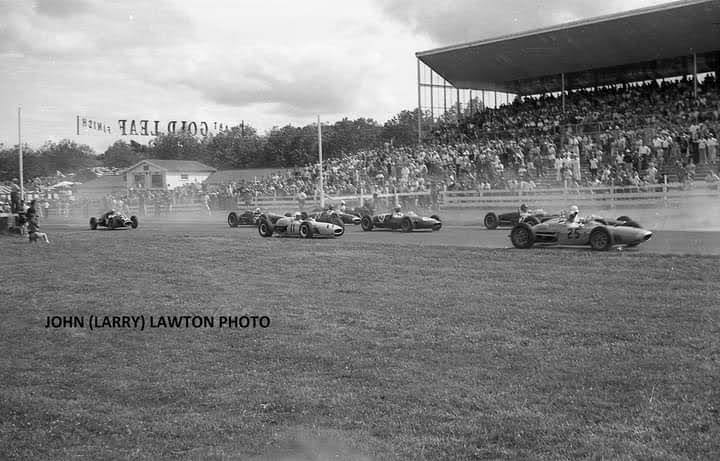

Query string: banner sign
[117,120,232,136]
[76,116,235,137]
[77,116,113,134]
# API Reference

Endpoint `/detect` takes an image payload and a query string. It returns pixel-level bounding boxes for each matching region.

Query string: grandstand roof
[416,0,720,95]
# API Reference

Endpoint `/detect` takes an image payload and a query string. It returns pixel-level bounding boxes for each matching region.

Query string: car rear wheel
[107,218,116,230]
[89,217,97,230]
[299,223,312,238]
[227,212,239,227]
[258,220,273,237]
[130,216,138,229]
[484,212,498,229]
[361,216,373,231]
[589,227,613,251]
[400,217,414,232]
[510,223,535,249]
[331,215,344,228]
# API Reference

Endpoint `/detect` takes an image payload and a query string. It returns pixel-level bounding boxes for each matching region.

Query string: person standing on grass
[203,193,211,216]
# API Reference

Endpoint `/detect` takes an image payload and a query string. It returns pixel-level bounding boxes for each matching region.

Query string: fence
[441,180,720,210]
[36,180,719,219]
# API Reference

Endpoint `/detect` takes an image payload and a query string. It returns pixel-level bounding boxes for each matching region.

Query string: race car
[257,212,344,238]
[227,209,263,227]
[90,211,138,230]
[360,212,442,232]
[509,214,652,251]
[310,209,362,226]
[484,207,557,229]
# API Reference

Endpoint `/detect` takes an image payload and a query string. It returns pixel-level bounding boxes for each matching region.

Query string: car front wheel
[361,216,373,231]
[258,220,273,237]
[510,223,535,249]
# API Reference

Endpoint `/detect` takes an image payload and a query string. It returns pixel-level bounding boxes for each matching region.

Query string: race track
[40,217,720,255]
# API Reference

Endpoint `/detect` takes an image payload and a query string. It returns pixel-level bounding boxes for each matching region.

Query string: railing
[441,180,719,209]
[36,179,719,219]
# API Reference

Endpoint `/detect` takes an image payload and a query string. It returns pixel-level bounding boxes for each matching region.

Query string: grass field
[2,222,719,460]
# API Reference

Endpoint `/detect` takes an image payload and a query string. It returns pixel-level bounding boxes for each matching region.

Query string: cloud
[33,0,93,18]
[0,0,195,58]
[376,0,672,46]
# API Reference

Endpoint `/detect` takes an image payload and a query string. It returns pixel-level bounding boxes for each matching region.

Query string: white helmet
[569,205,579,214]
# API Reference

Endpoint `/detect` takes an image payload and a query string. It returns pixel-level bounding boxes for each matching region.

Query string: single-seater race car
[361,211,442,232]
[509,214,652,251]
[257,212,344,238]
[310,209,362,226]
[484,206,557,229]
[90,211,138,230]
[227,208,263,227]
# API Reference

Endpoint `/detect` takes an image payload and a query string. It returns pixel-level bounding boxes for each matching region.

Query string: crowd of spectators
[4,76,718,216]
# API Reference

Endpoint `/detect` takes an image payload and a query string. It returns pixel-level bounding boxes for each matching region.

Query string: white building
[123,159,216,190]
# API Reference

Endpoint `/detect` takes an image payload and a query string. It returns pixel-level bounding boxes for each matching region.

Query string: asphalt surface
[38,218,720,256]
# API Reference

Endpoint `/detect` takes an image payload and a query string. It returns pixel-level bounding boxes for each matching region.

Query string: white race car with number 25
[509,215,653,251]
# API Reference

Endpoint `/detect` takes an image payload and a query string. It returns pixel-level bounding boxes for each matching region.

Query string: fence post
[663,174,668,207]
[610,178,615,209]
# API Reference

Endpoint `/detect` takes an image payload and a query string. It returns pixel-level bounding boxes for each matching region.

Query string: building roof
[416,0,720,94]
[125,159,217,173]
[205,168,292,185]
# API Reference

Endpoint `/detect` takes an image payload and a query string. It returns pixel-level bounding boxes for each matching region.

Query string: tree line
[0,109,435,181]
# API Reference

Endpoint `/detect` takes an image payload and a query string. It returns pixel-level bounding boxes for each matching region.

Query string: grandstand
[415,0,720,185]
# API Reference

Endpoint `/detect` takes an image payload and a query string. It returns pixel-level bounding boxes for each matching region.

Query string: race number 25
[567,229,581,239]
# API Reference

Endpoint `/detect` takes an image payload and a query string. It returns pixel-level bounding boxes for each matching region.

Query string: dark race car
[310,209,361,226]
[360,212,441,232]
[483,208,557,229]
[90,211,138,230]
[227,209,263,227]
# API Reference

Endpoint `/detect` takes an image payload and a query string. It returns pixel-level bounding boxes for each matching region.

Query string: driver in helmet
[392,204,403,218]
[293,211,302,221]
[339,200,347,213]
[253,207,261,215]
[566,205,580,224]
[519,203,530,216]
[101,208,117,224]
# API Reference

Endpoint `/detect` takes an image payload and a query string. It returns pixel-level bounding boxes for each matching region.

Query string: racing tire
[510,223,535,249]
[299,222,313,239]
[130,216,138,229]
[331,215,345,229]
[227,212,239,227]
[484,212,499,229]
[107,218,116,230]
[361,216,373,231]
[522,216,540,227]
[89,217,97,230]
[589,227,613,251]
[400,217,414,233]
[258,220,273,237]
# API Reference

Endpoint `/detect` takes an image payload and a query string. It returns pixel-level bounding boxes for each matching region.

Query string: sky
[0,0,672,154]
